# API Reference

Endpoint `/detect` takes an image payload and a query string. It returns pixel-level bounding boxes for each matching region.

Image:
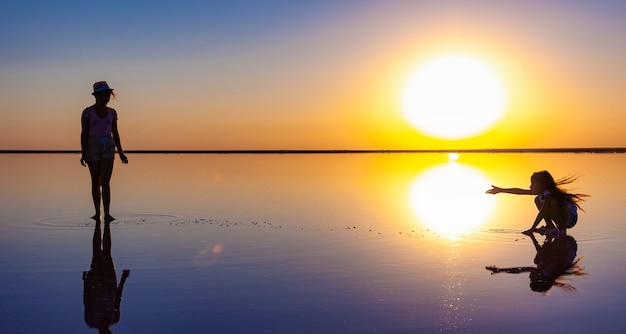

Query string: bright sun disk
[402,55,506,139]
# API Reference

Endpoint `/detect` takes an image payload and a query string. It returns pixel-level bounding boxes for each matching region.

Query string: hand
[120,153,128,164]
[486,185,501,194]
[80,157,86,167]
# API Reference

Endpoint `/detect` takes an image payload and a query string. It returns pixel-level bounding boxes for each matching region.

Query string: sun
[402,54,506,139]
[409,161,495,238]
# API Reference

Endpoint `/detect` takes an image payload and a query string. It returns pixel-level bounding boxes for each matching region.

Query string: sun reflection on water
[409,160,495,239]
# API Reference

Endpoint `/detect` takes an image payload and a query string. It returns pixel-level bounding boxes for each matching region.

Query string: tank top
[82,106,117,136]
[538,190,577,215]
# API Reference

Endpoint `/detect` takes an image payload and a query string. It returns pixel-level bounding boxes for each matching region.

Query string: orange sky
[1,1,625,150]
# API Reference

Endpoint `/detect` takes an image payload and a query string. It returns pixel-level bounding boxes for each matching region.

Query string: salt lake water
[1,153,625,333]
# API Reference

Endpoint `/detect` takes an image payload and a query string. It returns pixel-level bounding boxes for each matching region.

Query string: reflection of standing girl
[80,81,128,222]
[487,171,587,235]
[83,220,130,333]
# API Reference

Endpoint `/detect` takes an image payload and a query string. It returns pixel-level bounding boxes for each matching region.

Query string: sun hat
[92,81,114,95]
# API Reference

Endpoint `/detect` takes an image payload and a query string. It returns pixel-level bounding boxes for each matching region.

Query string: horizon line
[1,147,625,154]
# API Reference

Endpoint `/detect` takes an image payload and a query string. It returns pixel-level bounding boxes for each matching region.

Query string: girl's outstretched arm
[486,185,534,195]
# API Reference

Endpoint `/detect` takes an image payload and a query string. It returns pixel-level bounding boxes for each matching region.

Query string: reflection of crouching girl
[487,170,587,234]
[529,235,579,292]
[486,234,586,293]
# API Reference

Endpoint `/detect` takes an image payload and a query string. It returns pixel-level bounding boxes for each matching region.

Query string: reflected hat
[92,81,114,95]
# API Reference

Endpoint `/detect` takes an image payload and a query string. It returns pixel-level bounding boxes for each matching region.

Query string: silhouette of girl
[487,171,587,235]
[80,81,128,222]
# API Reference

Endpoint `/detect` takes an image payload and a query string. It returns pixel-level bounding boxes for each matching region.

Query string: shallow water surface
[1,153,625,333]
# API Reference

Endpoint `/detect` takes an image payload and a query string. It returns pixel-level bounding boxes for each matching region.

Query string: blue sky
[2,1,625,150]
[2,1,352,65]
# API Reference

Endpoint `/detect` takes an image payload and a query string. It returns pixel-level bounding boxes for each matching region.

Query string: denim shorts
[85,135,115,162]
[566,211,578,229]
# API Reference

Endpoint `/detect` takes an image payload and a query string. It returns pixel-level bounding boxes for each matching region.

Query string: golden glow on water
[408,161,495,238]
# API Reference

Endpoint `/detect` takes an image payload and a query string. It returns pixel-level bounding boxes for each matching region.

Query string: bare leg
[100,158,115,222]
[544,200,568,230]
[87,161,102,220]
[534,197,556,228]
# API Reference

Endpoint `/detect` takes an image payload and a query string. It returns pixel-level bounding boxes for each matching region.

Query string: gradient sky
[2,0,625,150]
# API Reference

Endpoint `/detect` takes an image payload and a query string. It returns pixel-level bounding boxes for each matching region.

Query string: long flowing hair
[531,171,588,211]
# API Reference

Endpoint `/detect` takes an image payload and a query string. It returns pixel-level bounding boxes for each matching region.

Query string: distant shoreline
[1,148,625,154]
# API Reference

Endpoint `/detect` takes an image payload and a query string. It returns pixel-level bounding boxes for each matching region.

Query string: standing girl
[487,171,586,235]
[80,81,128,222]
